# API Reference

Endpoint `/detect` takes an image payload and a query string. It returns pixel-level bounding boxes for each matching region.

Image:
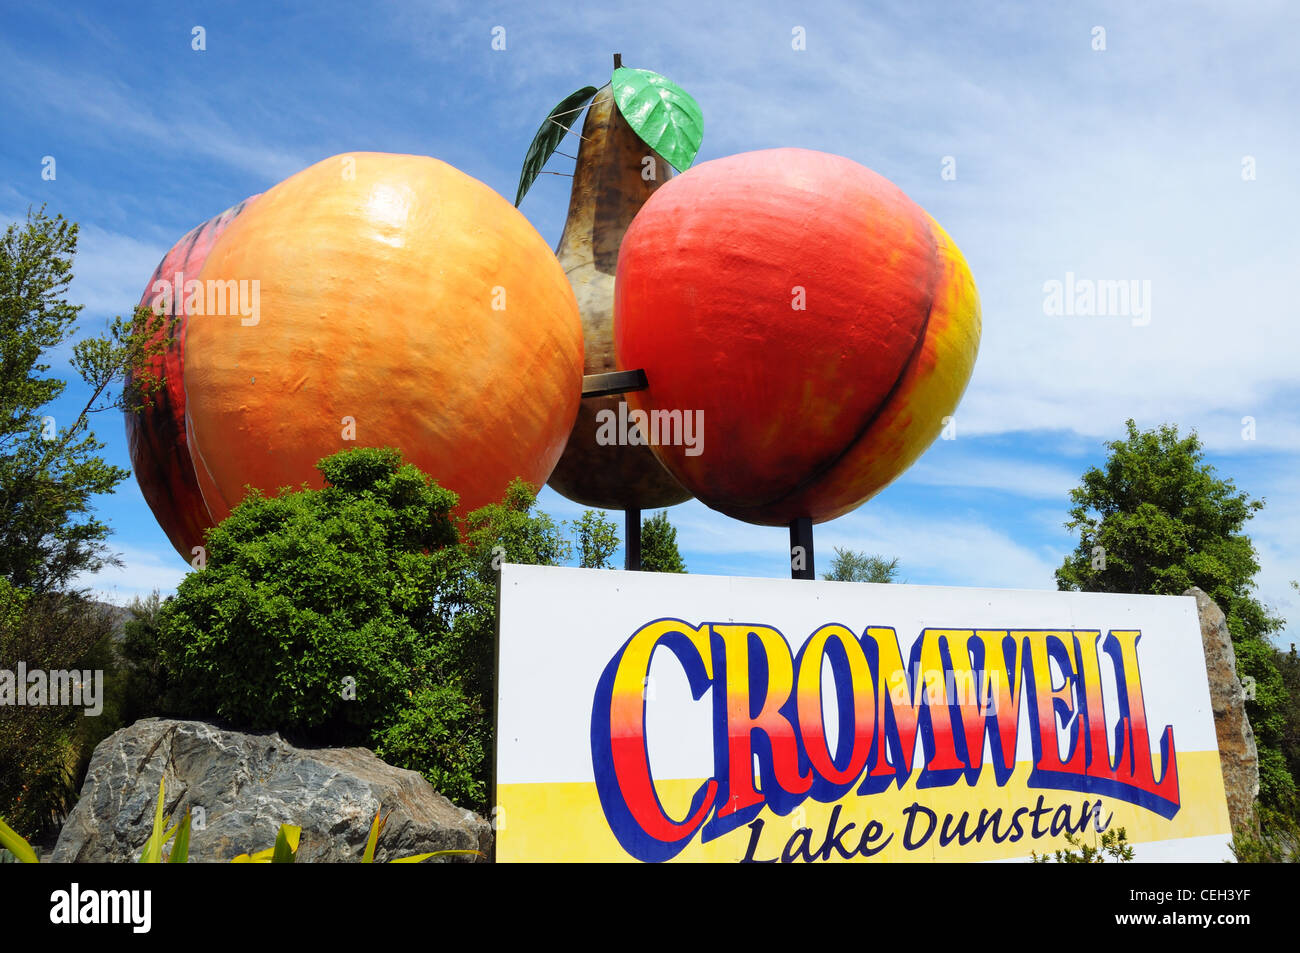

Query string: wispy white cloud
[906,455,1079,499]
[66,223,167,320]
[595,494,1063,590]
[72,543,189,607]
[0,39,315,183]
[810,505,1062,590]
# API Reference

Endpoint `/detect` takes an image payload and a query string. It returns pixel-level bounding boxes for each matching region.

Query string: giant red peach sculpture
[614,147,981,526]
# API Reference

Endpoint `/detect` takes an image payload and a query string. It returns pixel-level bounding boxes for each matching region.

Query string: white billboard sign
[495,565,1233,863]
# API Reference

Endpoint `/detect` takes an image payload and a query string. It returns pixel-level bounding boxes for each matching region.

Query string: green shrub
[154,447,566,813]
[0,581,125,841]
[1030,826,1134,863]
[1231,805,1299,863]
[119,591,168,724]
[374,685,487,807]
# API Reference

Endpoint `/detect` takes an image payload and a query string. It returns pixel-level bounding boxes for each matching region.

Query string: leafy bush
[1030,826,1134,863]
[0,581,125,841]
[154,447,566,812]
[1231,805,1299,863]
[822,549,900,583]
[373,685,487,807]
[119,590,168,725]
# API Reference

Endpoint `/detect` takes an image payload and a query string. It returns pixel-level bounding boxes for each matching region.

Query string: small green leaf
[0,817,38,864]
[271,824,300,863]
[362,809,385,863]
[515,85,599,206]
[611,67,703,172]
[167,811,192,863]
[138,777,167,863]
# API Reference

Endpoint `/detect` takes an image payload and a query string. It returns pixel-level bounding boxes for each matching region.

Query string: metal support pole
[625,507,642,571]
[581,369,647,399]
[789,517,814,580]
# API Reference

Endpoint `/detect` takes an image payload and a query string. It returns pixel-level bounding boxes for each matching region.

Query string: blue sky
[3,1,1297,643]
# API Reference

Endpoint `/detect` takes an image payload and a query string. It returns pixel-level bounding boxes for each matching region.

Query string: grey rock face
[52,718,491,862]
[1185,587,1259,833]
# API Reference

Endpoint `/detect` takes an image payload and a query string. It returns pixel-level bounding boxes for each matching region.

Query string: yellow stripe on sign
[495,750,1231,863]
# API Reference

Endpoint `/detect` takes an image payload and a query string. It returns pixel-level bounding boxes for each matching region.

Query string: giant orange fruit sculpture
[130,152,582,557]
[615,147,980,526]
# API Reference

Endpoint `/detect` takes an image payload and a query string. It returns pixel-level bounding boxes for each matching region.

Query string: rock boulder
[52,718,491,862]
[1186,587,1259,833]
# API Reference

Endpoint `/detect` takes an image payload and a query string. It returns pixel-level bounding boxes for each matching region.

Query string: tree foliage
[0,580,123,840]
[641,510,686,573]
[0,206,172,840]
[1056,419,1294,808]
[823,549,900,583]
[1231,804,1299,862]
[118,590,167,726]
[570,510,620,569]
[1277,610,1300,817]
[1030,826,1134,863]
[0,206,174,593]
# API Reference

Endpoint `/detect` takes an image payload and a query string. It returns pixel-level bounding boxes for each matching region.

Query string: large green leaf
[362,809,385,863]
[611,67,703,172]
[167,811,192,863]
[270,824,300,864]
[138,777,166,863]
[0,817,38,863]
[515,85,599,207]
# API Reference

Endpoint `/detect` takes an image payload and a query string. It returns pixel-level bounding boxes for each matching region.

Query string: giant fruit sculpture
[515,63,702,510]
[615,147,981,526]
[130,153,583,559]
[129,72,980,566]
